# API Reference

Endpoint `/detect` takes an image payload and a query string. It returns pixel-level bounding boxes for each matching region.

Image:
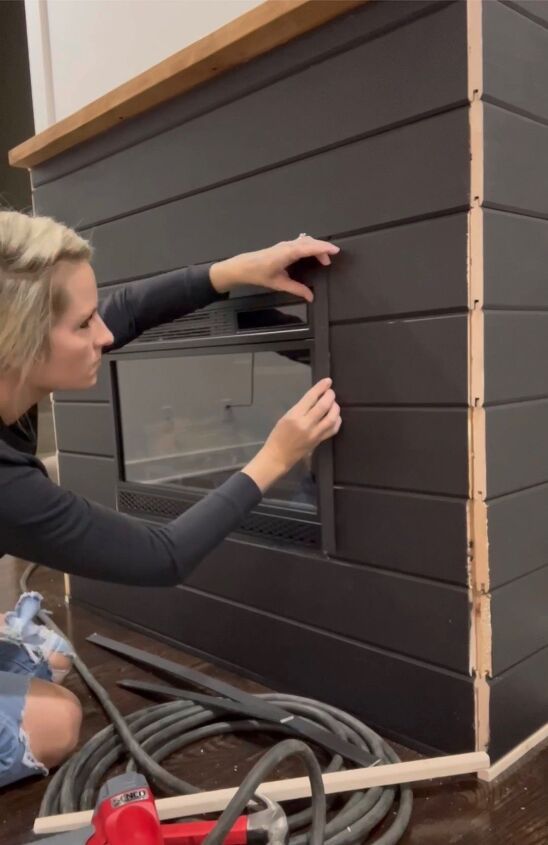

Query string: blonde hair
[0,211,92,375]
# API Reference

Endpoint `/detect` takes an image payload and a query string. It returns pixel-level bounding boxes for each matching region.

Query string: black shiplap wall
[482,0,548,759]
[38,1,475,754]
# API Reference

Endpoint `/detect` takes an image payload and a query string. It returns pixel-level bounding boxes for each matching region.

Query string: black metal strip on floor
[118,678,284,718]
[89,632,378,768]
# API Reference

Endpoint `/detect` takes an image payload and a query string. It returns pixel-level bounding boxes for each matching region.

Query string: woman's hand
[242,378,341,493]
[209,236,340,302]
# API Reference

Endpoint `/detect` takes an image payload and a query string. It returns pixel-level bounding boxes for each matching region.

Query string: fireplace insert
[109,268,334,551]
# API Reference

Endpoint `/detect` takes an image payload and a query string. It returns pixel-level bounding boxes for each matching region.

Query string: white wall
[24,0,261,132]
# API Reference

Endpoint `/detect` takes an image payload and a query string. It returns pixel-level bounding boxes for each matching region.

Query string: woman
[0,211,341,788]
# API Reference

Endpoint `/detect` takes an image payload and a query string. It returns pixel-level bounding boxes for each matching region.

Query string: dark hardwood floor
[0,558,546,844]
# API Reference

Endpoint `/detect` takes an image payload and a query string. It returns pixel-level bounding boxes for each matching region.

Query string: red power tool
[29,773,288,845]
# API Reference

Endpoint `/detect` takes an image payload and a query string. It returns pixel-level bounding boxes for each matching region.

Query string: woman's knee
[22,679,82,769]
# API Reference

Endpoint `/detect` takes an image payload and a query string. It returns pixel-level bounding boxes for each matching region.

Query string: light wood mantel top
[9,0,366,170]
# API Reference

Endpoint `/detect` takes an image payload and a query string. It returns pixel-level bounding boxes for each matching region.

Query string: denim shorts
[0,641,52,789]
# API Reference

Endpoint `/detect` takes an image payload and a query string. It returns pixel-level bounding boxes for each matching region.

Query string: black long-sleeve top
[0,266,262,585]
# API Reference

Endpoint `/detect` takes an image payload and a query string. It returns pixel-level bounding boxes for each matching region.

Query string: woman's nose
[95,315,114,349]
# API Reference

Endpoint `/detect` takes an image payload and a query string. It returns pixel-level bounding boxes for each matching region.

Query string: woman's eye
[78,309,97,330]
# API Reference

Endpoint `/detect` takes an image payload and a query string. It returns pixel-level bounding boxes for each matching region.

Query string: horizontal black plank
[32,1,443,186]
[335,486,468,584]
[484,103,548,218]
[486,399,548,498]
[485,313,548,403]
[489,646,548,761]
[484,0,548,122]
[54,402,115,456]
[73,578,475,753]
[488,482,548,587]
[331,314,467,406]
[82,108,469,285]
[53,360,111,403]
[491,566,548,674]
[483,210,548,308]
[328,213,467,321]
[33,2,467,230]
[334,408,468,495]
[185,538,469,672]
[58,452,117,508]
[502,0,548,27]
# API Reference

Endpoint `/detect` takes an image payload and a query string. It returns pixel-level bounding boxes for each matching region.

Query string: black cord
[21,564,413,844]
[202,739,325,845]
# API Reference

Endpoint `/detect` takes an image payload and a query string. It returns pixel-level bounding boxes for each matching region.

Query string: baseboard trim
[478,723,548,782]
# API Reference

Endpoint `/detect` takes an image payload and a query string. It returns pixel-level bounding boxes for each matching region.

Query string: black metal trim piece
[311,268,336,555]
[110,337,312,362]
[118,678,301,722]
[89,633,378,768]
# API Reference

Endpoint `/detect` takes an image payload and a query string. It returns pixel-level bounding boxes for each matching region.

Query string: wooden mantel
[9,0,365,169]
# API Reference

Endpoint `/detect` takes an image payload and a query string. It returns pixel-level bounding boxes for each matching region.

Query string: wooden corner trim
[467,0,483,101]
[467,0,490,752]
[9,0,366,170]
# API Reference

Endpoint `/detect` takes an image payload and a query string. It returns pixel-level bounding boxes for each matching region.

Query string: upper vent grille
[134,310,236,344]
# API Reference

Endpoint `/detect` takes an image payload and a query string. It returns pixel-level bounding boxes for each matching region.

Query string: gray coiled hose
[22,564,413,844]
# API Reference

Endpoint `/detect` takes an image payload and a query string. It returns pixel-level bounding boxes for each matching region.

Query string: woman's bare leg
[21,678,82,769]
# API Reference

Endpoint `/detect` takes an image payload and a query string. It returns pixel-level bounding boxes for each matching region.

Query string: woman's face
[29,259,114,392]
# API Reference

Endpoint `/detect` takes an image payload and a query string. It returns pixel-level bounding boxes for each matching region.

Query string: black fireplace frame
[108,271,335,553]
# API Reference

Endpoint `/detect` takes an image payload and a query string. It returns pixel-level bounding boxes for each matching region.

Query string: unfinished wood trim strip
[466,0,491,754]
[63,573,71,605]
[9,0,366,170]
[478,723,548,782]
[50,395,71,603]
[34,751,489,835]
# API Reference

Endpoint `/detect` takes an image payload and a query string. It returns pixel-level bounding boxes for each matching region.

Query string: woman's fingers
[316,253,332,266]
[256,237,339,299]
[306,388,336,423]
[293,378,332,414]
[292,237,340,262]
[316,401,341,436]
[256,378,341,487]
[318,413,343,443]
[276,275,314,302]
[316,404,342,443]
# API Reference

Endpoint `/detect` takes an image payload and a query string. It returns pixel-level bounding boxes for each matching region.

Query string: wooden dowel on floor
[34,751,489,835]
[63,573,71,605]
[478,723,548,782]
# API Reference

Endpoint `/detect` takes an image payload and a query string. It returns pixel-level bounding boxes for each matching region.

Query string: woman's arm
[0,381,340,586]
[0,454,260,586]
[99,264,223,350]
[99,236,340,350]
